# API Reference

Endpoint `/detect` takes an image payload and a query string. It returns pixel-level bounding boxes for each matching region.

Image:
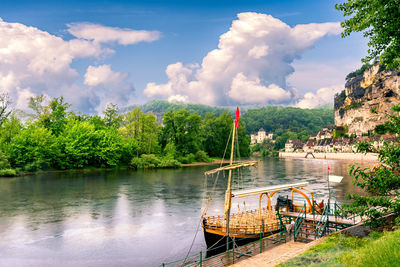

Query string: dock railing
[158,219,288,267]
[315,206,329,238]
[293,203,306,242]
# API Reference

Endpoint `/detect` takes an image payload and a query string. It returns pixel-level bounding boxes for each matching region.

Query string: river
[0,158,372,267]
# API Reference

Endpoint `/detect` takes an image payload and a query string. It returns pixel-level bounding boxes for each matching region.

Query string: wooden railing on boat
[204,208,281,236]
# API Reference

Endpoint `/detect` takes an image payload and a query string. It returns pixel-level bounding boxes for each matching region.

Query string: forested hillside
[242,106,334,149]
[129,101,334,149]
[125,100,230,118]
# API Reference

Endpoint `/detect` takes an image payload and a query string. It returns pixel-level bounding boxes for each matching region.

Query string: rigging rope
[181,126,233,266]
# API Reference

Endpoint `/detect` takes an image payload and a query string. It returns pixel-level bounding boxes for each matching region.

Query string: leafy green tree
[336,0,400,69]
[161,110,202,155]
[119,108,160,155]
[104,103,123,128]
[10,125,60,169]
[27,94,46,120]
[92,128,124,167]
[28,95,71,136]
[0,93,12,126]
[0,115,22,155]
[343,104,400,227]
[57,119,96,169]
[0,149,10,169]
[202,112,232,157]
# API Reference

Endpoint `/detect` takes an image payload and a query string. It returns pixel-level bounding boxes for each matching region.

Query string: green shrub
[0,168,17,177]
[130,154,182,169]
[178,153,196,164]
[0,150,10,169]
[130,154,161,169]
[346,62,373,80]
[194,150,211,162]
[158,159,182,168]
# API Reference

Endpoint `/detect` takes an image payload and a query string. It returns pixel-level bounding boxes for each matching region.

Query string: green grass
[342,230,400,266]
[280,229,400,267]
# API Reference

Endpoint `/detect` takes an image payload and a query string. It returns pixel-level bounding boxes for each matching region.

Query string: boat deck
[204,208,281,237]
[280,211,361,225]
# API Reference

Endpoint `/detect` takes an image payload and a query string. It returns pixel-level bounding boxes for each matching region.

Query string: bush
[0,168,17,177]
[194,150,211,162]
[130,154,161,170]
[261,149,270,157]
[0,150,10,169]
[158,159,182,168]
[178,153,196,164]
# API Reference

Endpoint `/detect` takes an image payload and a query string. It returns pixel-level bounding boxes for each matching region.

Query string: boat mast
[224,122,236,220]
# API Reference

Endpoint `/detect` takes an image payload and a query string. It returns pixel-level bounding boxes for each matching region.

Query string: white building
[250,128,274,145]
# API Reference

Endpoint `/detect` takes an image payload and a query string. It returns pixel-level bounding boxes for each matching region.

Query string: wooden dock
[280,211,361,226]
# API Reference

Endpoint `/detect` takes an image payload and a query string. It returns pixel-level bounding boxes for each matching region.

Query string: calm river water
[0,158,371,267]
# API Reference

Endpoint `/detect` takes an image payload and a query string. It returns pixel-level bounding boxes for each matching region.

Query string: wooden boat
[201,108,322,256]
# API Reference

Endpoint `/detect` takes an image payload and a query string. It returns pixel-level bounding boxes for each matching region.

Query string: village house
[301,133,396,154]
[250,128,274,145]
[285,139,303,152]
[303,139,315,152]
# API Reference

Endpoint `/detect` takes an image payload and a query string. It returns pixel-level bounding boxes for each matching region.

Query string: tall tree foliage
[0,93,12,126]
[119,108,160,155]
[344,104,400,227]
[336,0,400,69]
[161,110,202,155]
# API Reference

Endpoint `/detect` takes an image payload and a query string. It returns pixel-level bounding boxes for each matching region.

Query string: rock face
[334,64,400,136]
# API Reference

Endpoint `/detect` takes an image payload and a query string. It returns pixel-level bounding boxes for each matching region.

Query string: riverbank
[279,152,379,161]
[181,159,249,167]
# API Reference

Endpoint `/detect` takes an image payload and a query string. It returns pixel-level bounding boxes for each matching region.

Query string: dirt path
[233,238,327,267]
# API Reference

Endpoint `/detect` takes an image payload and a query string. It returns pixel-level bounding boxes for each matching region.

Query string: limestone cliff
[334,64,400,136]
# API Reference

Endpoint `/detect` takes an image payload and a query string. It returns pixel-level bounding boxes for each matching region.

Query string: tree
[0,93,12,126]
[10,125,60,169]
[0,115,22,155]
[336,0,400,69]
[119,108,160,155]
[161,110,202,156]
[104,103,123,128]
[28,94,47,120]
[28,95,71,136]
[57,120,97,169]
[343,104,400,227]
[202,112,232,157]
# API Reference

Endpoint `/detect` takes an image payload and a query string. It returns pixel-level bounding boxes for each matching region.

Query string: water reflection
[0,158,373,266]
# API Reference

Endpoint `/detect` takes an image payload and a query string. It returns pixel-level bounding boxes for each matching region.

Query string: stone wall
[334,64,400,136]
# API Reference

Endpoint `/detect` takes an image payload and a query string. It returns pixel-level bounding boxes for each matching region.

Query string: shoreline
[181,159,249,167]
[279,152,379,162]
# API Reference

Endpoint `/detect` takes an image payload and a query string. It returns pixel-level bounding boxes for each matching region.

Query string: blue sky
[0,0,367,112]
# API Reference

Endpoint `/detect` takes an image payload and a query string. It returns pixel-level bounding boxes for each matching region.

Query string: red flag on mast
[234,106,240,128]
[328,165,331,172]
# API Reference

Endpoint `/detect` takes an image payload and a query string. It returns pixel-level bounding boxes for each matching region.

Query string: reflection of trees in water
[0,160,372,234]
[0,170,122,230]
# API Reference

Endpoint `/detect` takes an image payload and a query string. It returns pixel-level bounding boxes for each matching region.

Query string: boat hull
[203,228,279,257]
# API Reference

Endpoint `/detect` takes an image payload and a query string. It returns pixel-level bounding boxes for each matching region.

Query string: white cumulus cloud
[0,18,153,113]
[144,12,342,106]
[83,65,133,113]
[67,22,161,45]
[295,85,343,109]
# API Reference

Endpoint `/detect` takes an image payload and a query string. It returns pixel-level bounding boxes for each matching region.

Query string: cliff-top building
[250,128,274,145]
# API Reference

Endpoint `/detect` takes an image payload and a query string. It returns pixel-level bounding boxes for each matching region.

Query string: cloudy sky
[0,0,367,113]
